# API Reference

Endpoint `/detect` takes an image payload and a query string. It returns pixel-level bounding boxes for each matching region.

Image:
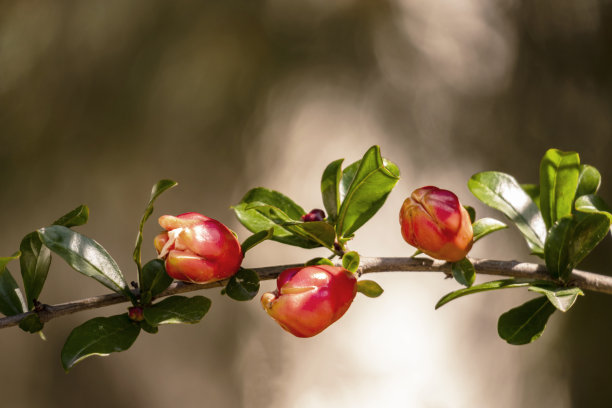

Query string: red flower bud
[128,306,144,322]
[261,265,357,338]
[301,209,326,222]
[399,186,473,262]
[154,212,242,284]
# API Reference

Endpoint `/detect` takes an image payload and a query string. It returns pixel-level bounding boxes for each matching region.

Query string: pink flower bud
[128,306,144,322]
[399,186,473,262]
[261,265,357,338]
[301,209,326,222]
[154,212,242,284]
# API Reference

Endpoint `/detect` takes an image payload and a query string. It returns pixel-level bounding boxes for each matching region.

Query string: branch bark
[1,256,611,330]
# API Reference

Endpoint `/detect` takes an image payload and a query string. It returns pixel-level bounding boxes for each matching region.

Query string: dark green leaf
[241,228,274,254]
[133,179,178,278]
[539,149,580,229]
[472,218,507,243]
[336,146,400,238]
[38,226,134,301]
[356,280,384,298]
[140,259,173,304]
[452,258,475,287]
[435,279,535,309]
[464,206,476,224]
[305,257,334,266]
[0,252,26,316]
[52,205,89,228]
[568,212,611,268]
[144,295,211,325]
[339,160,361,203]
[61,314,140,371]
[321,158,344,223]
[544,217,574,281]
[225,268,260,301]
[19,232,52,310]
[469,171,547,255]
[528,285,583,312]
[19,313,44,333]
[342,251,360,273]
[521,184,540,209]
[498,296,556,345]
[575,164,601,198]
[140,320,159,334]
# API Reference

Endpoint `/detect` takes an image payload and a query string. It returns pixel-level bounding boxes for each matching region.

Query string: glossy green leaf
[497,296,556,345]
[241,228,274,254]
[452,258,475,287]
[38,226,134,301]
[19,313,44,333]
[469,171,547,255]
[544,217,574,281]
[357,280,384,298]
[139,259,173,305]
[575,164,601,198]
[435,279,534,309]
[574,194,612,219]
[464,206,476,224]
[133,179,177,278]
[321,158,344,223]
[539,149,580,229]
[528,285,583,312]
[305,257,334,266]
[0,265,27,317]
[472,218,507,243]
[339,160,361,203]
[19,232,52,310]
[61,314,140,371]
[342,251,360,273]
[143,295,211,325]
[336,146,400,238]
[52,205,89,228]
[225,268,260,301]
[521,184,540,209]
[568,212,611,268]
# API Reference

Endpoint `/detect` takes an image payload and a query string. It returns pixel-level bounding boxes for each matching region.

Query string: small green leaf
[305,257,335,266]
[574,194,612,219]
[342,251,360,273]
[38,226,134,301]
[472,218,507,243]
[225,268,260,301]
[356,280,384,298]
[61,314,141,371]
[52,205,89,228]
[241,228,274,254]
[336,146,400,238]
[452,258,476,287]
[0,252,27,316]
[521,184,540,209]
[339,161,361,203]
[568,211,611,268]
[575,164,601,198]
[19,313,44,333]
[528,285,583,312]
[544,217,574,281]
[139,259,173,304]
[539,149,580,230]
[19,232,52,310]
[464,206,476,224]
[469,171,547,255]
[133,179,177,279]
[143,295,211,325]
[321,158,344,223]
[435,279,535,309]
[497,296,556,345]
[140,320,159,334]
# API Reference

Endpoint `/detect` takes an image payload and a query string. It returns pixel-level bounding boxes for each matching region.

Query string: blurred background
[1,0,611,406]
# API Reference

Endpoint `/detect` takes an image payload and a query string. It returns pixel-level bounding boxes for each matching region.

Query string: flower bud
[128,306,144,322]
[399,186,473,262]
[261,265,357,338]
[301,208,326,222]
[154,212,242,284]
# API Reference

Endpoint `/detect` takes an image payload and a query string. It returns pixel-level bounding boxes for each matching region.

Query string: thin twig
[1,257,611,330]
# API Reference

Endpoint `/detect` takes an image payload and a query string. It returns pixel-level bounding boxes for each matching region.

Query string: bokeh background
[1,0,611,406]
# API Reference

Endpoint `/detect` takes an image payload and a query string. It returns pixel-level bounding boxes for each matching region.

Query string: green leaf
[464,206,476,224]
[321,158,344,223]
[339,161,361,203]
[52,205,89,228]
[139,259,173,305]
[497,296,556,345]
[435,279,535,309]
[225,268,260,301]
[342,251,360,273]
[469,171,547,255]
[38,226,134,301]
[574,194,612,219]
[19,313,44,333]
[140,320,159,334]
[336,146,400,238]
[0,252,26,316]
[568,212,611,268]
[539,149,580,229]
[143,295,211,325]
[19,232,52,310]
[544,217,574,281]
[61,314,141,371]
[452,258,476,287]
[521,184,540,209]
[472,218,508,243]
[133,179,177,279]
[356,280,384,298]
[241,228,274,254]
[305,257,335,266]
[528,285,583,312]
[575,164,601,198]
